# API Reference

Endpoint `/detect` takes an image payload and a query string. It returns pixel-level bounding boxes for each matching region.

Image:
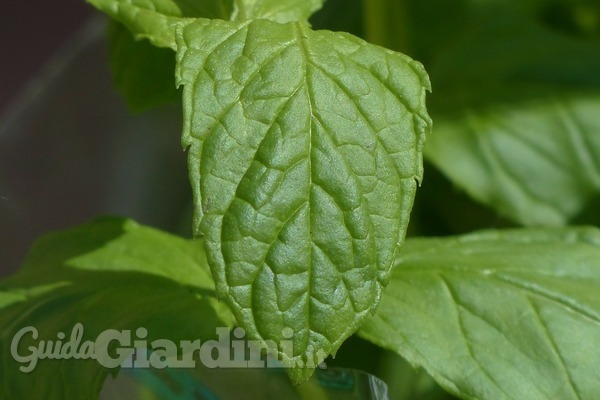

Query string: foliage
[2,0,600,399]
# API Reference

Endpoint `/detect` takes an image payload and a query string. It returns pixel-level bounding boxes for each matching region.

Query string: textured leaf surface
[232,0,324,23]
[175,18,431,381]
[0,217,232,400]
[360,227,600,400]
[87,0,233,49]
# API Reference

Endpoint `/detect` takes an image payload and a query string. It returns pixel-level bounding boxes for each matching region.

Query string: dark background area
[0,2,191,277]
[0,1,93,113]
[1,2,94,276]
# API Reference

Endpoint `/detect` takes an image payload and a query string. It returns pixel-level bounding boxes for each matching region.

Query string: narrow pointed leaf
[360,227,600,399]
[175,18,431,381]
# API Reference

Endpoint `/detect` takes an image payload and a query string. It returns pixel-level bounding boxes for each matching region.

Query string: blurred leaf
[107,21,180,112]
[88,0,325,50]
[427,94,600,226]
[87,0,233,49]
[404,0,600,226]
[232,0,324,23]
[360,227,600,399]
[0,217,233,400]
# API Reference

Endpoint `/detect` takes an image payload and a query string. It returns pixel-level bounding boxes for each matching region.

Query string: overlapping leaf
[0,217,233,400]
[86,0,324,49]
[232,0,324,23]
[89,0,326,109]
[360,227,600,399]
[107,21,180,111]
[86,0,233,48]
[175,17,431,382]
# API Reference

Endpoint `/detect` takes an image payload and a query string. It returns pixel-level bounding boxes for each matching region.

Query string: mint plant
[2,0,600,399]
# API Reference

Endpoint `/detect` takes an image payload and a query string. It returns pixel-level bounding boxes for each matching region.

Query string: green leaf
[107,21,180,112]
[359,227,600,400]
[175,18,431,382]
[87,0,323,50]
[427,94,600,227]
[0,217,233,400]
[86,0,233,49]
[418,3,600,226]
[232,0,325,23]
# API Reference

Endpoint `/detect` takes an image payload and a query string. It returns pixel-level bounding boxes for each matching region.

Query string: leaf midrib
[294,21,316,355]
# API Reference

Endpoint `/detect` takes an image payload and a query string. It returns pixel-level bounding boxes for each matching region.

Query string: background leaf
[232,0,324,23]
[360,227,600,400]
[0,217,233,400]
[397,0,600,226]
[426,94,600,227]
[175,18,431,382]
[107,21,180,112]
[86,0,233,49]
[87,0,324,50]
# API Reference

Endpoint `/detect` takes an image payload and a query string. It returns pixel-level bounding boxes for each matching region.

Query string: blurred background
[0,2,192,276]
[1,1,92,276]
[0,1,93,112]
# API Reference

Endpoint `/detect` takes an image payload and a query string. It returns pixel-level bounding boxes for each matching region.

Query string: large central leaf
[175,18,431,381]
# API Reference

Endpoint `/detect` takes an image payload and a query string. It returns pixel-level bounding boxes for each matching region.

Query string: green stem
[362,0,410,53]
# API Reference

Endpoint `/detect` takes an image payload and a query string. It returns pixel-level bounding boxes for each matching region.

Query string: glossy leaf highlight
[176,18,431,382]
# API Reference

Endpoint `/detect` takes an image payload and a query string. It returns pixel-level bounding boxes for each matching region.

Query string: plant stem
[361,0,410,53]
